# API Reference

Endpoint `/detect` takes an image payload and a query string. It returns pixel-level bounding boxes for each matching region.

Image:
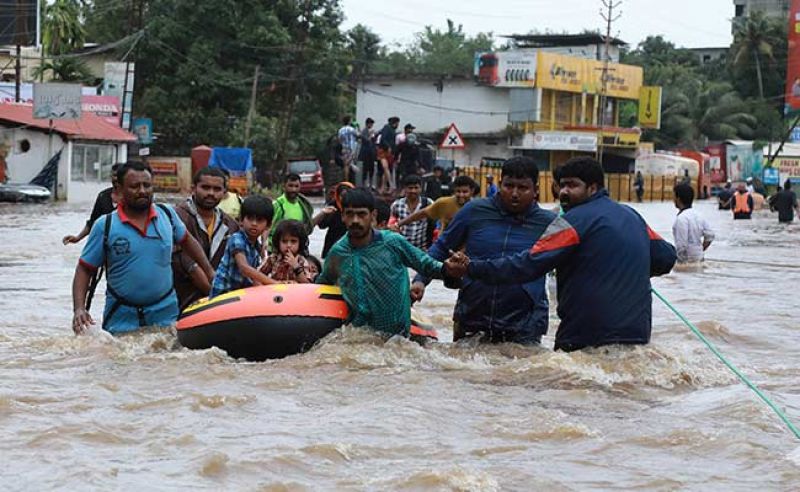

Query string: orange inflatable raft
[177,284,437,361]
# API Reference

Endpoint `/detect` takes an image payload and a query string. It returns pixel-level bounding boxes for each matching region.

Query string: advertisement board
[531,131,597,151]
[786,0,800,113]
[149,159,179,192]
[0,0,39,45]
[82,95,120,126]
[536,52,643,100]
[133,117,153,144]
[33,83,82,120]
[475,51,537,88]
[638,86,662,129]
[726,143,763,182]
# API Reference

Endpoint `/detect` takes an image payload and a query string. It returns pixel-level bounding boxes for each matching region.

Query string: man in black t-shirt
[769,180,799,223]
[62,164,119,245]
[717,182,733,210]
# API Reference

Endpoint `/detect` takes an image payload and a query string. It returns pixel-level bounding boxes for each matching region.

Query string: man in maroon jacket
[172,167,239,310]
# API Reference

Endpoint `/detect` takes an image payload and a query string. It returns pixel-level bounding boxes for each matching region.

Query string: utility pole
[244,65,260,147]
[596,0,622,165]
[14,0,25,102]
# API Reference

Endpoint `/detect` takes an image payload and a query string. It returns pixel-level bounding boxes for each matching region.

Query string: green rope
[652,287,800,441]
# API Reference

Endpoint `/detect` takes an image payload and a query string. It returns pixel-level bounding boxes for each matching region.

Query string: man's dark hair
[403,174,422,187]
[285,173,301,183]
[193,166,228,187]
[342,115,352,125]
[240,195,274,220]
[116,161,153,184]
[501,156,539,183]
[388,116,400,124]
[341,187,376,211]
[552,163,565,183]
[785,179,792,190]
[453,175,478,192]
[433,165,443,173]
[673,183,694,207]
[270,219,309,256]
[559,157,605,188]
[365,117,374,125]
[375,199,390,224]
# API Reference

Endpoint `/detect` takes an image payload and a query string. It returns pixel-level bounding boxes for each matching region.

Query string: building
[0,44,114,86]
[689,47,729,65]
[733,0,790,24]
[0,103,136,202]
[505,33,626,63]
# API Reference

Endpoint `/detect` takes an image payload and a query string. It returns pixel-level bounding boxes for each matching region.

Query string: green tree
[731,10,782,100]
[42,0,85,55]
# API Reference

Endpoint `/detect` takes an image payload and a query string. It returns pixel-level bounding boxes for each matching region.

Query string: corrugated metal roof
[0,103,136,143]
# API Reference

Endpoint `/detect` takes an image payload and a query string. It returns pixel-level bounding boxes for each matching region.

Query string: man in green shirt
[317,188,458,337]
[270,173,314,246]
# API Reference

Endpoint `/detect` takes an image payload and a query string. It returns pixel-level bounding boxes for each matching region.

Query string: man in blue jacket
[445,157,676,351]
[412,157,555,344]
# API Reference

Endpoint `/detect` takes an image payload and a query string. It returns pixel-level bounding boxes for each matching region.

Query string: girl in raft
[259,219,315,283]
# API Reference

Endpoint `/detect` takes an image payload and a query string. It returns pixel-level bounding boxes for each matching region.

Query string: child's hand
[284,251,299,268]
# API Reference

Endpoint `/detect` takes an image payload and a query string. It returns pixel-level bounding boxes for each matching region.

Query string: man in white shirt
[673,183,714,263]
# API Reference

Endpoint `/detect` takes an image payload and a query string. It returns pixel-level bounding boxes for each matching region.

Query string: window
[18,139,30,153]
[71,143,116,182]
[735,5,744,16]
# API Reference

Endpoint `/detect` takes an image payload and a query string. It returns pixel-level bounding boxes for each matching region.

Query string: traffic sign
[439,123,466,149]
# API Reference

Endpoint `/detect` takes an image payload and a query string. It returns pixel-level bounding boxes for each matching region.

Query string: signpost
[439,123,466,150]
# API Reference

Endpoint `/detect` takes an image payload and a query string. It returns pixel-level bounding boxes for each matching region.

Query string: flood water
[1,197,799,490]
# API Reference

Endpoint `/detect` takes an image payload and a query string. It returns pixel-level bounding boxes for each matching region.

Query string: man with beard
[172,167,240,310]
[316,188,456,337]
[411,157,555,344]
[391,175,478,233]
[71,161,215,335]
[445,157,677,352]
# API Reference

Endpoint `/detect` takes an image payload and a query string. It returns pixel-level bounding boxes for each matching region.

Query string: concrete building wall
[4,128,66,184]
[356,79,510,135]
[733,0,789,20]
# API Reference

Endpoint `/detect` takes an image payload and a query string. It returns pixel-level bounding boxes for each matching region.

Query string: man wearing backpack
[71,161,215,335]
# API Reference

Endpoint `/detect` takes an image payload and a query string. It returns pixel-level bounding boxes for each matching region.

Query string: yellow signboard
[638,86,662,129]
[536,52,643,100]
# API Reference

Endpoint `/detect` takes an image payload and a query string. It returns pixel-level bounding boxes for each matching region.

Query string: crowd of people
[66,154,686,355]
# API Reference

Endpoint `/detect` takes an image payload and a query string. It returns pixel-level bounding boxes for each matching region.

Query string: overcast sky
[340,0,734,49]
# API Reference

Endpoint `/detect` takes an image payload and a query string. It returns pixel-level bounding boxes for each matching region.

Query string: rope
[652,287,800,441]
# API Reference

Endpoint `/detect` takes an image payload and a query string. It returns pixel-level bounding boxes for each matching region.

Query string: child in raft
[259,219,314,283]
[209,195,276,298]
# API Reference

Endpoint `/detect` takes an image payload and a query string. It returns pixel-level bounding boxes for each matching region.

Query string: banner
[474,51,537,88]
[33,83,82,120]
[149,159,179,192]
[786,0,800,113]
[536,52,643,100]
[531,131,597,151]
[638,86,662,129]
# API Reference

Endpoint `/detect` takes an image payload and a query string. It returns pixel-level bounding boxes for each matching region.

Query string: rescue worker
[732,183,754,220]
[445,157,677,352]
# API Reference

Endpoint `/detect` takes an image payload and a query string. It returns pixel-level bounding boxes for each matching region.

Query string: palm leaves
[731,10,780,99]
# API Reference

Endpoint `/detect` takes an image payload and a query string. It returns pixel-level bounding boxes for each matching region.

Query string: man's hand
[62,235,80,245]
[410,281,426,304]
[321,205,336,215]
[388,223,401,232]
[72,308,95,334]
[444,251,470,278]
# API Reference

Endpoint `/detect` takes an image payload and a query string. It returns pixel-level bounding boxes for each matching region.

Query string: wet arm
[648,227,677,276]
[181,234,215,280]
[397,237,444,279]
[71,263,95,333]
[234,251,276,285]
[413,207,469,285]
[468,247,569,285]
[396,207,430,228]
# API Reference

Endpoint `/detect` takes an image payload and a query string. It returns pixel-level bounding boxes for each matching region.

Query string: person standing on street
[63,163,120,245]
[445,157,676,352]
[359,117,377,188]
[769,179,800,223]
[376,117,400,192]
[412,158,554,345]
[71,162,215,335]
[672,183,714,263]
[338,116,359,183]
[172,167,240,310]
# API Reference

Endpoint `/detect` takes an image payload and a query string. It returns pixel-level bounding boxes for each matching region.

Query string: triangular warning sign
[439,123,466,149]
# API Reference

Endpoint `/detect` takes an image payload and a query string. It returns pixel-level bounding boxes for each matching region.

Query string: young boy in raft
[259,219,313,283]
[209,195,275,298]
[316,187,457,337]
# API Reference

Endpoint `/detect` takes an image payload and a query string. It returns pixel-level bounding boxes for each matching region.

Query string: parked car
[287,158,324,195]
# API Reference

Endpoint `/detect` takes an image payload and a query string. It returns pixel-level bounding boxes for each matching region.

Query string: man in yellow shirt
[392,175,478,232]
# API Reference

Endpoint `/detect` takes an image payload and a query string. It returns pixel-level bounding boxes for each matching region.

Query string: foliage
[32,58,96,83]
[42,0,85,55]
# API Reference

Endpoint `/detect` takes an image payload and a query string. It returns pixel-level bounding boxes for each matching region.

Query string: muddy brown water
[1,199,799,490]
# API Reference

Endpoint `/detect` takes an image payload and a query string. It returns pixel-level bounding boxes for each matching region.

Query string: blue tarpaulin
[209,147,253,176]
